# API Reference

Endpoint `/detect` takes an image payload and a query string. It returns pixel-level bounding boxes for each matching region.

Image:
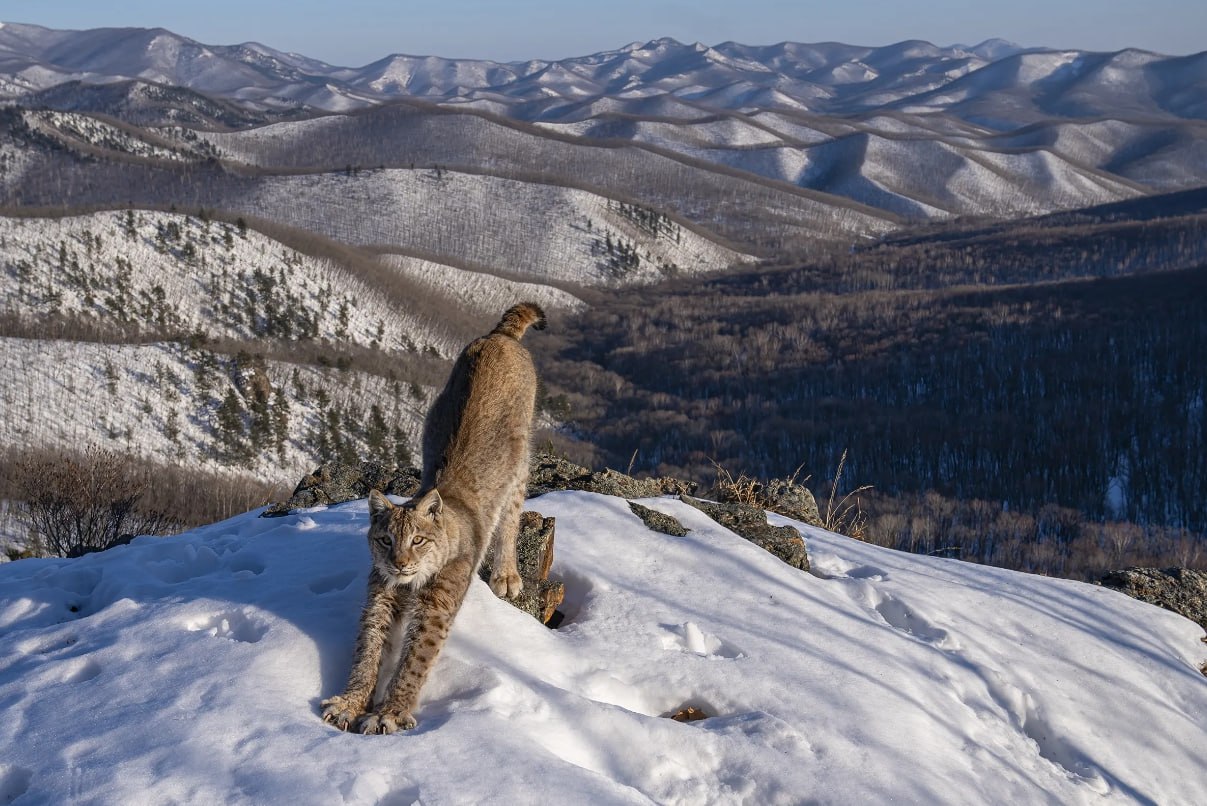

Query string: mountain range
[3,22,1205,123]
[2,21,1206,225]
[1,22,1205,559]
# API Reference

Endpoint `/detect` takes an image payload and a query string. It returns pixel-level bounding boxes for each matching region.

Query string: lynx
[321,302,545,734]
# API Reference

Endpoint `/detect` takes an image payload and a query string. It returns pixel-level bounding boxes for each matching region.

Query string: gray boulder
[1100,567,1207,633]
[479,511,564,624]
[527,452,697,499]
[760,478,822,527]
[706,476,822,527]
[680,495,809,572]
[628,501,689,537]
[261,461,420,516]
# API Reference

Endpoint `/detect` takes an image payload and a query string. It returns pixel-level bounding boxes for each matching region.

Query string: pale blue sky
[6,0,1205,64]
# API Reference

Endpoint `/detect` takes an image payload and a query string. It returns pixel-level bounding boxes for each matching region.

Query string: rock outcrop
[261,461,420,516]
[527,453,698,499]
[706,476,822,527]
[479,512,564,625]
[1100,567,1207,633]
[680,496,809,572]
[628,501,689,537]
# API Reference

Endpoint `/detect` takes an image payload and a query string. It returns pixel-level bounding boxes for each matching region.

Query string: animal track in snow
[308,570,358,595]
[36,567,102,618]
[63,657,102,684]
[146,544,223,584]
[870,591,961,651]
[982,673,1111,794]
[660,622,743,659]
[0,765,33,803]
[807,553,887,581]
[228,554,266,578]
[186,610,268,643]
[19,632,79,656]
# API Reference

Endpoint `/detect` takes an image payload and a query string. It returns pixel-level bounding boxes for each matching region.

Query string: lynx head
[367,489,448,588]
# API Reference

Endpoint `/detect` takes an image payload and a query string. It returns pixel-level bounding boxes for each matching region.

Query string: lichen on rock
[1100,567,1207,633]
[679,495,809,572]
[628,501,689,537]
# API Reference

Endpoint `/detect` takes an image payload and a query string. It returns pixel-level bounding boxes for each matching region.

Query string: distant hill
[3,23,1206,223]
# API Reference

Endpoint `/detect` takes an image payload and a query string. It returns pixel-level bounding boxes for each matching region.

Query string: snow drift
[0,491,1204,804]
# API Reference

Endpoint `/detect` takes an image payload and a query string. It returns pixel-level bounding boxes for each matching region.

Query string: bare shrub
[13,446,178,557]
[138,463,286,526]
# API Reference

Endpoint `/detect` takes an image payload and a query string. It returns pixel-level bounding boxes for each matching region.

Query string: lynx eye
[411,536,426,547]
[376,535,391,547]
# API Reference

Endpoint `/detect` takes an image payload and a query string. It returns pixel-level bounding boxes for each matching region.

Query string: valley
[0,22,1204,577]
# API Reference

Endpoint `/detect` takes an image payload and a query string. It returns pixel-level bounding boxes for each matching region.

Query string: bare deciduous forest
[536,203,1207,579]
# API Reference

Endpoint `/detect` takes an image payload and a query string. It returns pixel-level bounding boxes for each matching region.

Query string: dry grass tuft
[822,450,873,541]
[708,458,763,507]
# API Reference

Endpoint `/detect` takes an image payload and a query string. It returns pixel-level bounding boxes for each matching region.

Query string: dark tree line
[537,208,1207,576]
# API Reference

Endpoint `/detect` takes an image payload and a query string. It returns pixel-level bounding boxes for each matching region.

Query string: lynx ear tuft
[368,489,394,515]
[417,488,443,518]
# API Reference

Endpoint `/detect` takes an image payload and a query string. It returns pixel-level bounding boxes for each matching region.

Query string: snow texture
[1,492,1203,804]
[0,336,426,483]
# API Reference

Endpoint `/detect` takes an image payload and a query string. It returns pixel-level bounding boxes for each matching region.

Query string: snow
[230,170,751,286]
[0,211,452,356]
[1,491,1203,804]
[0,337,427,484]
[378,254,585,316]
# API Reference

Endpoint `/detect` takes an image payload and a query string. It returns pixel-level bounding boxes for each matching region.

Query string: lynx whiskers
[321,302,545,734]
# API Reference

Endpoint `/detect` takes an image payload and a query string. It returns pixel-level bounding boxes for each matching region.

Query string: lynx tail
[492,302,547,340]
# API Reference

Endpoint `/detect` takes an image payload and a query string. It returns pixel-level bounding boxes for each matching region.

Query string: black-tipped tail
[492,302,547,340]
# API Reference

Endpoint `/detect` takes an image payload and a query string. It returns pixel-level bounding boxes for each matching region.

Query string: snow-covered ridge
[0,208,594,494]
[165,169,755,286]
[0,491,1202,802]
[0,211,452,355]
[4,23,1203,229]
[1,22,1203,124]
[0,337,427,485]
[21,110,208,161]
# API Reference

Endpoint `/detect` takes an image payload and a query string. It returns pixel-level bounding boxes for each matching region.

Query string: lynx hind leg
[488,481,525,599]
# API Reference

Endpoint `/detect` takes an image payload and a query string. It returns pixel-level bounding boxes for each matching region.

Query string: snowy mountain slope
[0,155,757,288]
[20,108,216,162]
[183,104,895,246]
[229,170,753,286]
[529,109,1162,218]
[6,23,1203,236]
[0,211,463,356]
[979,118,1207,192]
[0,337,427,484]
[0,207,597,495]
[0,208,593,497]
[2,24,1203,125]
[376,253,585,317]
[0,491,1203,803]
[13,98,1165,224]
[15,79,303,128]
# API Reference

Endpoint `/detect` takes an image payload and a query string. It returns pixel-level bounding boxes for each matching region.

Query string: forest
[535,202,1207,578]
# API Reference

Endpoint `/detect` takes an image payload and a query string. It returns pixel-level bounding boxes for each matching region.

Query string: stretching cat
[321,302,545,734]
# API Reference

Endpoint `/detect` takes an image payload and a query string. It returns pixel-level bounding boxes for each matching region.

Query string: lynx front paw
[489,570,524,599]
[358,710,418,734]
[321,695,365,731]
